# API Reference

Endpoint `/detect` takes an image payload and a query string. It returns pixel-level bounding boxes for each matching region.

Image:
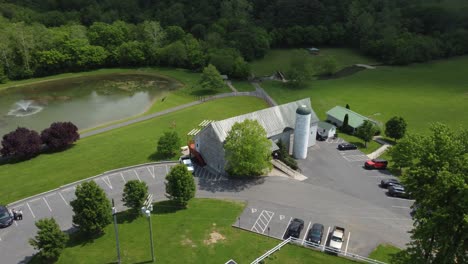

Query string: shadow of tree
[197,176,266,193]
[147,151,168,161]
[116,210,141,224]
[190,89,218,97]
[152,200,186,215]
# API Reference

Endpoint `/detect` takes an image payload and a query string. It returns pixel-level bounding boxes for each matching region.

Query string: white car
[180,157,194,173]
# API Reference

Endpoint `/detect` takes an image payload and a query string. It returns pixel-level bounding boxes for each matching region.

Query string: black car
[306,223,324,246]
[388,185,410,198]
[285,218,304,238]
[0,206,14,228]
[380,178,401,188]
[338,143,357,150]
[316,134,328,141]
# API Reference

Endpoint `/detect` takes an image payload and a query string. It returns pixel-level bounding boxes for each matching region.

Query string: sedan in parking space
[338,143,358,150]
[388,185,410,198]
[285,218,305,239]
[380,178,401,188]
[306,223,324,246]
[0,205,14,228]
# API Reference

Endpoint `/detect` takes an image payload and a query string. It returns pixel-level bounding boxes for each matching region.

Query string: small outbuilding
[306,47,320,55]
[317,121,337,138]
[326,106,376,132]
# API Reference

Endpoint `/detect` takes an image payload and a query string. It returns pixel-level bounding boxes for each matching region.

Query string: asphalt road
[0,140,412,263]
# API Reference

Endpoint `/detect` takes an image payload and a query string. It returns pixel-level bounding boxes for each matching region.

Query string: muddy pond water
[0,73,181,137]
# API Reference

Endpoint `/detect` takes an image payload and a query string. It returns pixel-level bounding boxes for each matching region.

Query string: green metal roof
[326,106,370,128]
[317,121,336,130]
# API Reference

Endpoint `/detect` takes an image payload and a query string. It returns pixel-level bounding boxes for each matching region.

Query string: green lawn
[231,80,255,92]
[30,199,360,264]
[250,48,377,76]
[368,244,402,263]
[260,55,468,134]
[265,244,360,264]
[0,97,267,204]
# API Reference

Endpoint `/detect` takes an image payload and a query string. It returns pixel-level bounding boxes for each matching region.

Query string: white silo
[293,105,311,159]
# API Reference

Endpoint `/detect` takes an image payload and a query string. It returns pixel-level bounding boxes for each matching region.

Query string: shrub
[41,122,80,151]
[1,127,42,160]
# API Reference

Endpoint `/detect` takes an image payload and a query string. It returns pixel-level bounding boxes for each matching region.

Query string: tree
[199,64,225,90]
[165,164,196,206]
[285,50,313,88]
[224,119,272,176]
[317,56,338,76]
[346,104,350,109]
[392,123,468,264]
[388,134,423,172]
[355,120,378,148]
[70,181,112,236]
[385,116,407,141]
[341,114,350,133]
[116,41,145,66]
[41,122,80,151]
[29,218,68,262]
[1,127,42,160]
[122,180,148,213]
[157,131,180,158]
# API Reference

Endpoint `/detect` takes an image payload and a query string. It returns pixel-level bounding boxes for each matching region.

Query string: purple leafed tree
[1,127,42,160]
[41,122,80,151]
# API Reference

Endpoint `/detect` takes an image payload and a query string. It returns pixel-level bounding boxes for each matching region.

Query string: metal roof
[317,121,336,130]
[326,106,371,128]
[209,98,318,142]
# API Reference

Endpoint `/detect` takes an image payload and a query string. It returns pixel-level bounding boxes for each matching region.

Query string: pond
[0,73,182,138]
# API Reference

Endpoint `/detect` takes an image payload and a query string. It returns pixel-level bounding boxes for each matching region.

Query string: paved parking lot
[0,162,177,264]
[1,138,413,263]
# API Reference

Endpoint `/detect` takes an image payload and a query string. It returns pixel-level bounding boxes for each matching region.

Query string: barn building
[191,98,319,174]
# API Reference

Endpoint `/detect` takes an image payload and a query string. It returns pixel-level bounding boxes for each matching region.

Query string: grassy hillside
[261,55,468,133]
[0,97,268,204]
[250,48,378,76]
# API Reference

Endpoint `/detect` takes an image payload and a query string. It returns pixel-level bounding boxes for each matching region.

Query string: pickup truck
[328,226,345,253]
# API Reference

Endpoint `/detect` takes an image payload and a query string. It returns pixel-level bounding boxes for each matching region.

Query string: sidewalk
[367,137,392,159]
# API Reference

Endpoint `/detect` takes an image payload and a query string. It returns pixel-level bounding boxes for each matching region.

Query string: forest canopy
[1,0,467,81]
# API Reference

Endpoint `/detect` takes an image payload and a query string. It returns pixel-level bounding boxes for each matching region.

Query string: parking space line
[102,176,113,189]
[43,197,52,212]
[147,166,155,179]
[14,220,18,226]
[282,217,293,239]
[59,192,69,206]
[120,173,126,183]
[26,202,36,218]
[165,165,169,174]
[29,198,41,203]
[251,210,274,234]
[387,196,415,201]
[345,232,351,255]
[323,226,331,249]
[133,170,141,182]
[302,221,311,245]
[392,206,411,209]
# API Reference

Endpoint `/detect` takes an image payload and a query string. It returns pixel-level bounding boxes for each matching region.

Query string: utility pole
[112,199,121,264]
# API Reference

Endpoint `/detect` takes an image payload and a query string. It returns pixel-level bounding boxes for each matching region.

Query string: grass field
[30,199,360,264]
[260,55,468,134]
[231,80,255,92]
[0,97,267,204]
[249,48,377,76]
[368,244,402,263]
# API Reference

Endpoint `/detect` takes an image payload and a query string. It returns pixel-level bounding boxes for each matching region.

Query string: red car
[364,159,388,169]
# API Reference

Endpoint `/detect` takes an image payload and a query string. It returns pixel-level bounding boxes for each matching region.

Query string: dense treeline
[1,0,468,82]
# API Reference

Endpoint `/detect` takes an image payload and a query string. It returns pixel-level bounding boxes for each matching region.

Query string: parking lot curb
[7,161,177,207]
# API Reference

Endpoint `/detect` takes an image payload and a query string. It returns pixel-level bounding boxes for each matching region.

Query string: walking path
[367,136,392,159]
[226,80,238,92]
[81,90,268,138]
